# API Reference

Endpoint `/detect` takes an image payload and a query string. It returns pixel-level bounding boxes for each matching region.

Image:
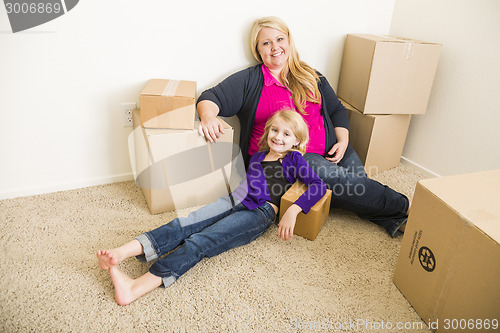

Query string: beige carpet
[0,164,432,332]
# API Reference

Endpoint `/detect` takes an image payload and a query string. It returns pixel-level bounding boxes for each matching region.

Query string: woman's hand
[198,117,224,143]
[325,141,348,164]
[326,127,349,164]
[197,100,223,142]
[278,204,302,241]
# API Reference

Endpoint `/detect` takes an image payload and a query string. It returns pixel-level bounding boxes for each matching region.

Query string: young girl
[97,110,326,306]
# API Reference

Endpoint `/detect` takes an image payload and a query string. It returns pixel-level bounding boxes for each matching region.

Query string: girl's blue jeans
[304,146,409,237]
[135,197,276,287]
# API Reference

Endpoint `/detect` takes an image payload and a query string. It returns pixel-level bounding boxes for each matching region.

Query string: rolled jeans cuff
[135,233,158,263]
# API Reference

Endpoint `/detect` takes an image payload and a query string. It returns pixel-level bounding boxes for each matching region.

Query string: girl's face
[256,27,290,71]
[267,117,299,155]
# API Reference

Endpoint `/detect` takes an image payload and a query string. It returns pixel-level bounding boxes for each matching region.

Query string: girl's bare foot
[97,250,119,270]
[96,240,161,305]
[96,240,144,270]
[108,268,163,306]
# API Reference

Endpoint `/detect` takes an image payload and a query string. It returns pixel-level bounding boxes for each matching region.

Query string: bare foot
[96,240,144,270]
[108,266,139,306]
[96,250,119,270]
[108,268,163,306]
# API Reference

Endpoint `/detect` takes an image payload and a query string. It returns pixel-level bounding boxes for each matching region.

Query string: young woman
[97,110,326,305]
[197,16,409,237]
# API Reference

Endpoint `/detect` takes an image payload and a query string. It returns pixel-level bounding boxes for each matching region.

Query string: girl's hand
[325,141,348,164]
[278,204,302,241]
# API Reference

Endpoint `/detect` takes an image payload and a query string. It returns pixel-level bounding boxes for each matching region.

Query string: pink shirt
[248,65,326,156]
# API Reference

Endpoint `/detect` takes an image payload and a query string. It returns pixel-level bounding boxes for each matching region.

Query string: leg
[304,150,409,237]
[337,145,367,178]
[135,196,234,263]
[147,202,276,287]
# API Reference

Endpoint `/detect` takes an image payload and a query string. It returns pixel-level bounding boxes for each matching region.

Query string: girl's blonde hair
[250,16,321,114]
[258,110,309,154]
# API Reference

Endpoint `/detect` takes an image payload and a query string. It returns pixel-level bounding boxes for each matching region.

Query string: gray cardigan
[197,64,350,166]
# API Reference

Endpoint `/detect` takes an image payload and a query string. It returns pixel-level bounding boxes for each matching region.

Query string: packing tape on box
[403,42,413,61]
[374,35,414,61]
[162,80,181,97]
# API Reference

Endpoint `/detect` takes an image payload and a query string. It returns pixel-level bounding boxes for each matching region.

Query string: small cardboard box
[280,181,332,241]
[338,34,441,114]
[393,170,500,332]
[341,98,411,176]
[132,109,234,214]
[139,79,196,129]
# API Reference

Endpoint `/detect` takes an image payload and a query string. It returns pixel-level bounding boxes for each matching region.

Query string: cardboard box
[132,109,235,214]
[280,181,332,241]
[139,79,196,129]
[338,34,442,114]
[341,98,411,176]
[393,170,500,332]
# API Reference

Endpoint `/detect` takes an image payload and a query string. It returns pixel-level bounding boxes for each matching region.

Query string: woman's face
[256,27,290,71]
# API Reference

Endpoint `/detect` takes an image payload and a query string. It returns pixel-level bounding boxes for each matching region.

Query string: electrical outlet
[121,102,136,127]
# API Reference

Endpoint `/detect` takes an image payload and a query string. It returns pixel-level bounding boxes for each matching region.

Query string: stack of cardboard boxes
[339,35,500,331]
[132,79,234,214]
[337,34,442,176]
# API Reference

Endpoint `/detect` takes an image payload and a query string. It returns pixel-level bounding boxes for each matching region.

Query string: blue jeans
[135,197,276,287]
[304,146,409,237]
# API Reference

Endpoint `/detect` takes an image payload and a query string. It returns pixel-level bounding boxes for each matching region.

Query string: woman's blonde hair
[258,109,309,154]
[250,16,321,114]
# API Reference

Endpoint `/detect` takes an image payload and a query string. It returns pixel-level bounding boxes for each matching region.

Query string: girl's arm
[278,152,327,241]
[289,153,327,214]
[278,204,302,241]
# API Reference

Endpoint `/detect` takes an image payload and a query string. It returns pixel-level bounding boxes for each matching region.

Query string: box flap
[349,34,441,45]
[141,79,169,96]
[420,170,500,243]
[141,79,196,98]
[143,118,232,136]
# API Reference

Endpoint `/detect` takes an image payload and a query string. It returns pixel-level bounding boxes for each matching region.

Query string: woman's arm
[197,67,255,142]
[197,100,224,143]
[318,75,350,162]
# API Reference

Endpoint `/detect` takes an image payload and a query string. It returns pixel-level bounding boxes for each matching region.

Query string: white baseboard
[400,156,441,179]
[1,159,439,200]
[0,173,135,200]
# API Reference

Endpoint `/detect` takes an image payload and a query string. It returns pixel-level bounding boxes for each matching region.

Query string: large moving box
[132,110,234,214]
[280,181,332,241]
[393,170,500,332]
[342,99,411,176]
[139,79,196,129]
[338,34,441,115]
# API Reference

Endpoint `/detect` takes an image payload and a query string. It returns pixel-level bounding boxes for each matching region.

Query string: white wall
[391,0,500,177]
[0,0,396,199]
